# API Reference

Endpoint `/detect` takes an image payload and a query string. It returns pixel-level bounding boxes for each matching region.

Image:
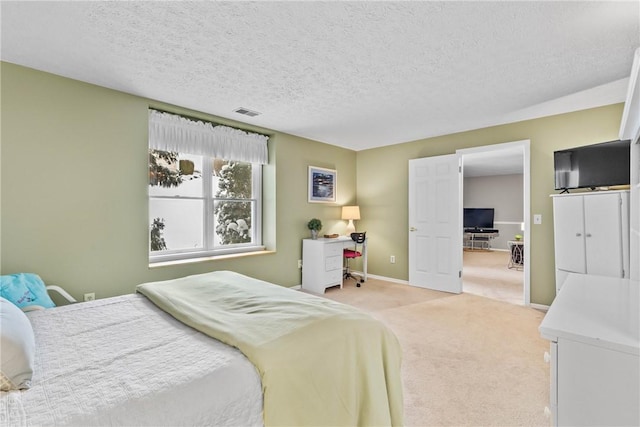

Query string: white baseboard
[365,273,409,285]
[294,272,408,290]
[346,273,550,312]
[530,303,549,312]
[296,274,550,312]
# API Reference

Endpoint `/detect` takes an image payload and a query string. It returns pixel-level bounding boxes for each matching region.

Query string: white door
[408,155,462,293]
[584,193,623,277]
[553,196,586,274]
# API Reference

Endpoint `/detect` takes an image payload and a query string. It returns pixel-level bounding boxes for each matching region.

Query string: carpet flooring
[463,249,524,306]
[322,275,550,426]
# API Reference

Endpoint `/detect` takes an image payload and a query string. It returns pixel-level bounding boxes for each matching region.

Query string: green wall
[0,62,356,300]
[356,104,624,305]
[0,62,624,306]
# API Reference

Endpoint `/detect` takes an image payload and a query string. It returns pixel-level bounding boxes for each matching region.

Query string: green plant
[307,218,322,231]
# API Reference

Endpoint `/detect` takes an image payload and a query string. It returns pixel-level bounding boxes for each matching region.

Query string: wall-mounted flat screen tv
[463,208,494,229]
[554,139,630,191]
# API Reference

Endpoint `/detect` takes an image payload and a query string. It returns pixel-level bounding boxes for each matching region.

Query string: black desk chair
[344,232,366,287]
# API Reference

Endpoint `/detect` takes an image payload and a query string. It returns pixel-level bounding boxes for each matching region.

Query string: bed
[1,271,403,426]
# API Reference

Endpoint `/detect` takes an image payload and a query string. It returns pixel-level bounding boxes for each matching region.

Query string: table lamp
[341,206,360,235]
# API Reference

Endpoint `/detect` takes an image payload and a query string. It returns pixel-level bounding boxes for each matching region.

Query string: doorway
[458,140,530,305]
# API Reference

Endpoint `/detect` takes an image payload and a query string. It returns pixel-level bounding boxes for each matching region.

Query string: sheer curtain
[148,109,268,164]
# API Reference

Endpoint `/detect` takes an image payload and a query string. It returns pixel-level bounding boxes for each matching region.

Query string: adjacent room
[462,146,525,306]
[1,2,638,426]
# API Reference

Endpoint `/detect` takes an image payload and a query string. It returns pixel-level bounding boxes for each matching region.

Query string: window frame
[149,153,264,264]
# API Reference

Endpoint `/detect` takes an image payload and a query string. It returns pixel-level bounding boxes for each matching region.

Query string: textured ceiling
[1,1,639,153]
[463,147,524,178]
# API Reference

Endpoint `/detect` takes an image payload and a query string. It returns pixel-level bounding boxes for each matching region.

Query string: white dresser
[301,236,367,294]
[539,273,639,426]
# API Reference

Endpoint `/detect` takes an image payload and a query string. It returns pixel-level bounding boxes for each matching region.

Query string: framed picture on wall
[308,166,337,203]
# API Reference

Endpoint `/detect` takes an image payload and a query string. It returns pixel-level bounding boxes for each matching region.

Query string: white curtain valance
[148,110,268,164]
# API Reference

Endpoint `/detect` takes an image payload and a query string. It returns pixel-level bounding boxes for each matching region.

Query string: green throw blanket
[137,271,404,427]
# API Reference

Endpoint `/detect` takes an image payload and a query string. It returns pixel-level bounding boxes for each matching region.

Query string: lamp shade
[341,206,361,220]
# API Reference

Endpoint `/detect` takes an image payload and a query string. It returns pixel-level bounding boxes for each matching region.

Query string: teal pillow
[0,273,55,310]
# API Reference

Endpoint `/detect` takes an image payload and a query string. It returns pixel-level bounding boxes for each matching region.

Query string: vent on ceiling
[234,107,261,117]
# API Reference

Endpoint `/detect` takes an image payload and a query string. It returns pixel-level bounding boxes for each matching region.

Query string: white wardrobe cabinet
[551,191,629,292]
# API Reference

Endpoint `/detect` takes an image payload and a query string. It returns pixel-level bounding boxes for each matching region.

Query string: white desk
[301,236,368,294]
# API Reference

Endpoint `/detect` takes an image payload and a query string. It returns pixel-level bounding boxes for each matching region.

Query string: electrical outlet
[390,255,396,264]
[534,214,542,225]
[83,293,95,302]
[297,259,302,269]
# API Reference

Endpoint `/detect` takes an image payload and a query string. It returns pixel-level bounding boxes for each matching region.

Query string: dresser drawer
[325,268,343,286]
[325,255,343,271]
[325,242,344,257]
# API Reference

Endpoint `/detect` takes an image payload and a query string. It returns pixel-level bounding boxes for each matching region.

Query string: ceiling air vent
[234,107,261,117]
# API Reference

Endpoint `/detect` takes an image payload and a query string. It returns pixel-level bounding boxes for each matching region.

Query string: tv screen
[463,208,494,229]
[554,139,630,191]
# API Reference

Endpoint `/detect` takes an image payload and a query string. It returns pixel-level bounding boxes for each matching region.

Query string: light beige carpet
[322,278,550,427]
[463,249,524,306]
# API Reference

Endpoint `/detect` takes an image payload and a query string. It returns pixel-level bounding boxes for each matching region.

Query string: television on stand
[554,139,631,192]
[463,208,495,231]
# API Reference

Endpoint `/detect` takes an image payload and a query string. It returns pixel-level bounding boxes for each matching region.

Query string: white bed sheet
[0,294,263,426]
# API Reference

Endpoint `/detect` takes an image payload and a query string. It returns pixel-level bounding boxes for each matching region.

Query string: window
[148,110,268,262]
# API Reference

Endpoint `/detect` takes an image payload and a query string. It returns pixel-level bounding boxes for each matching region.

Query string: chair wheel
[356,283,361,287]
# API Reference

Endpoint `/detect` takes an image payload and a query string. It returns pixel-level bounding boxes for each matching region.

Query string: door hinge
[459,270,462,278]
[459,166,462,173]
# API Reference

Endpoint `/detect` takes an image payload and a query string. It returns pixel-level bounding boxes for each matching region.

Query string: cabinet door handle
[585,233,592,237]
[575,232,582,237]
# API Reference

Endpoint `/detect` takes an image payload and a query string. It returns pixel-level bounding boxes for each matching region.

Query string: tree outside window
[148,149,258,258]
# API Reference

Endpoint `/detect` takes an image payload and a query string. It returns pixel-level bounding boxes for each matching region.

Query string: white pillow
[0,296,36,391]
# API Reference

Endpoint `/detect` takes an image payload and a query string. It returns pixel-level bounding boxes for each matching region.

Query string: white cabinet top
[549,189,629,199]
[539,273,639,355]
[304,236,354,243]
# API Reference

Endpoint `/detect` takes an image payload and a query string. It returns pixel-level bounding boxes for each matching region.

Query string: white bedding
[0,294,263,426]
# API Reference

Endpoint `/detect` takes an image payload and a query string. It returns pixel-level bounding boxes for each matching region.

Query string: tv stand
[464,231,499,250]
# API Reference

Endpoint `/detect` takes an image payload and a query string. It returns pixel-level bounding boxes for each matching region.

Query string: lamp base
[345,220,355,236]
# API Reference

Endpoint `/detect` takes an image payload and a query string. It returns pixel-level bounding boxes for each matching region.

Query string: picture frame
[308,166,337,203]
